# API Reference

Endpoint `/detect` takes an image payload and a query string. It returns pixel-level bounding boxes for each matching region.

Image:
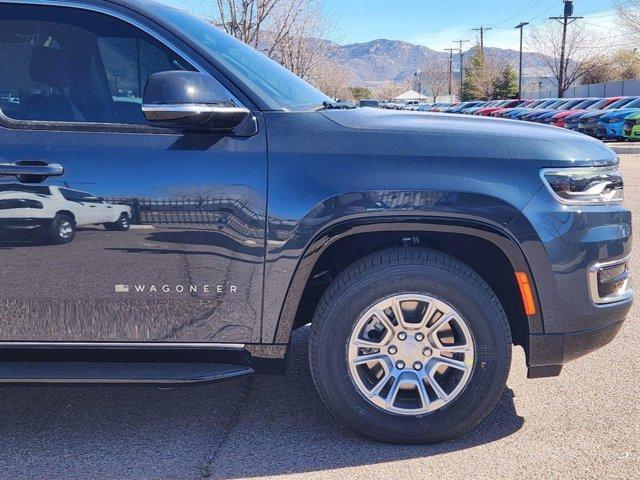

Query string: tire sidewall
[313,262,510,443]
[51,214,75,244]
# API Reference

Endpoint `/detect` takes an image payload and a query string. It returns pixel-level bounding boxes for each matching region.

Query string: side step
[0,362,253,384]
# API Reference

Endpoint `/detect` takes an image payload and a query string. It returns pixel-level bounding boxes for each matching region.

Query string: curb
[608,143,640,155]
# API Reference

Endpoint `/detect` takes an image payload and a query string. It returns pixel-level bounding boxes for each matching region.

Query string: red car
[550,97,621,127]
[489,99,535,117]
[476,99,524,116]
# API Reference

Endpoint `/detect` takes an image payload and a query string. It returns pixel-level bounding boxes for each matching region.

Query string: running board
[0,362,253,384]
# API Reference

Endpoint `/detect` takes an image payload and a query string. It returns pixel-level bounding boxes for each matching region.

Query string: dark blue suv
[0,0,632,444]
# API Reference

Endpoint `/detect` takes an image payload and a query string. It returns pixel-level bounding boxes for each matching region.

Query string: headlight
[0,198,43,209]
[541,167,623,204]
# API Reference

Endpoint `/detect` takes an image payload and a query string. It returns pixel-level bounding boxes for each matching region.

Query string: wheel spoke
[416,377,430,409]
[391,300,409,330]
[372,308,397,336]
[434,356,470,373]
[353,338,384,349]
[368,371,393,398]
[418,301,437,329]
[438,344,472,355]
[351,353,387,366]
[385,376,402,408]
[426,370,449,401]
[426,312,454,338]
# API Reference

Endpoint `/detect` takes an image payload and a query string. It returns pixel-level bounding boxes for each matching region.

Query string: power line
[471,26,492,57]
[453,39,470,100]
[490,0,545,28]
[550,0,582,97]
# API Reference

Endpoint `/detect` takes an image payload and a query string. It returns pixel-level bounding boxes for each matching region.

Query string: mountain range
[325,39,552,90]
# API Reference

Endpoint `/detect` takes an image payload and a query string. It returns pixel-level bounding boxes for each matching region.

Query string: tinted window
[0,4,196,124]
[0,183,51,195]
[59,188,98,202]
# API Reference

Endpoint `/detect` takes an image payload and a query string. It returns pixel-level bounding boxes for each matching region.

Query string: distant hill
[325,39,552,90]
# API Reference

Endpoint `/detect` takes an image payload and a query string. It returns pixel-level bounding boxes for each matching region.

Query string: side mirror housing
[142,71,255,133]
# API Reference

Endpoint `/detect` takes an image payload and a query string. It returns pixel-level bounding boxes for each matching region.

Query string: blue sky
[163,0,619,50]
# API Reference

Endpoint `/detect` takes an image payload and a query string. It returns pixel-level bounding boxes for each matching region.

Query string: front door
[0,3,266,343]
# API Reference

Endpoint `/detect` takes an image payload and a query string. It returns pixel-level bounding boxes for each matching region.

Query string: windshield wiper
[313,100,357,111]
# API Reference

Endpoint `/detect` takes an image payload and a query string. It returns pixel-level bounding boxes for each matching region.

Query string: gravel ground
[0,158,638,480]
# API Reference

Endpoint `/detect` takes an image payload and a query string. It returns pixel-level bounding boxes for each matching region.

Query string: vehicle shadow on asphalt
[208,326,525,479]
[0,327,524,479]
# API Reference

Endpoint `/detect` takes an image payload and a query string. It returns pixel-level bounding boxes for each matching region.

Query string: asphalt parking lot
[0,158,639,480]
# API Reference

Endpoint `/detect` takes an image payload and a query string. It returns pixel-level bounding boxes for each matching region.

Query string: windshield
[588,98,611,110]
[573,99,599,109]
[606,97,637,109]
[617,97,640,109]
[155,6,331,111]
[558,99,583,110]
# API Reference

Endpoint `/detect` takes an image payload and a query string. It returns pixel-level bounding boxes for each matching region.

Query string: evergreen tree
[461,45,484,101]
[348,86,372,101]
[494,65,518,99]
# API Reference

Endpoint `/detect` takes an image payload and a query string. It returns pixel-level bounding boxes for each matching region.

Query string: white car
[0,184,131,244]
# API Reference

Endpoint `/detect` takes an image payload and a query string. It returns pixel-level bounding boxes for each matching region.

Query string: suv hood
[321,108,616,166]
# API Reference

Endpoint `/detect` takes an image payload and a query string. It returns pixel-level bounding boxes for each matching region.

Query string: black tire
[47,213,75,245]
[308,247,512,444]
[104,213,130,232]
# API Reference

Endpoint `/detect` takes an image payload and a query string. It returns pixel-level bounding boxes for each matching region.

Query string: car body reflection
[0,183,131,243]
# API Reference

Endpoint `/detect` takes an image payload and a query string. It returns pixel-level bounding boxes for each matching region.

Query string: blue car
[536,98,601,125]
[515,99,567,120]
[569,97,639,134]
[596,98,640,139]
[441,101,484,113]
[522,99,584,122]
[501,98,558,119]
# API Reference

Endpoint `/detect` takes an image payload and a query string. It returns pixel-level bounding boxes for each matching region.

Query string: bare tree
[267,0,334,79]
[528,20,610,97]
[307,56,353,99]
[420,59,451,102]
[215,0,279,48]
[373,82,404,101]
[213,0,334,79]
[617,1,640,44]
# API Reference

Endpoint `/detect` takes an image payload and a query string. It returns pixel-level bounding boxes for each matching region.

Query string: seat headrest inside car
[29,46,71,89]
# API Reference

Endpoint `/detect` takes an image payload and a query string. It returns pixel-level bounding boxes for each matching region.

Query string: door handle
[0,161,64,183]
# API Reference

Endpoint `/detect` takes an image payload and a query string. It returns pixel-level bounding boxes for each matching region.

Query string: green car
[623,111,640,140]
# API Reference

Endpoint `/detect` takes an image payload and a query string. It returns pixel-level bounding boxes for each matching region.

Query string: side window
[0,4,196,125]
[59,188,97,202]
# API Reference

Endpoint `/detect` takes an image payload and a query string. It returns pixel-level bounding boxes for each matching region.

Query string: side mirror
[142,71,253,132]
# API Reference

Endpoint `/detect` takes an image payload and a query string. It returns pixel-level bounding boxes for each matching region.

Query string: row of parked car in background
[358,97,640,141]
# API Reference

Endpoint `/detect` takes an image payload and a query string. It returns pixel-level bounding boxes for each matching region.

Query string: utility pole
[444,48,457,96]
[515,22,529,100]
[453,39,469,100]
[471,26,492,58]
[550,0,582,97]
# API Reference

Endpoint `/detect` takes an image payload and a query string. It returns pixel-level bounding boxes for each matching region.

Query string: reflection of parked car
[0,184,131,244]
[358,99,383,108]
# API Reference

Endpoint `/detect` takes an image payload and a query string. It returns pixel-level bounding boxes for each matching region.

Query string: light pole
[550,0,582,97]
[445,48,456,96]
[453,39,469,100]
[515,22,529,101]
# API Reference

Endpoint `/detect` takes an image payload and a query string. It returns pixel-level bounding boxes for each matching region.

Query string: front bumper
[597,120,625,140]
[514,185,632,377]
[578,121,600,136]
[527,320,625,378]
[623,121,640,140]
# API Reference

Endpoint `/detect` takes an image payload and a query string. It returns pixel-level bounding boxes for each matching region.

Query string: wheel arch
[273,217,543,350]
[55,210,76,222]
